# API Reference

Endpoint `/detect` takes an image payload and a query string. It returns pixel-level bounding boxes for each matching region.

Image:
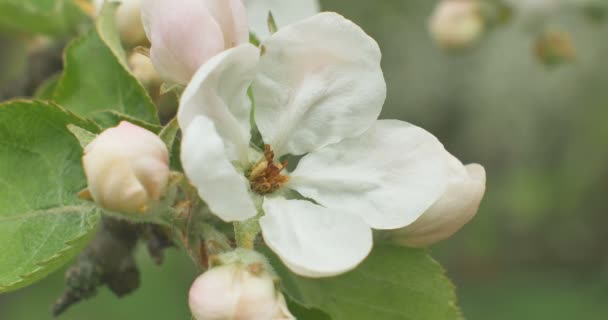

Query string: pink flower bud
[82,121,170,213]
[429,0,484,50]
[141,0,249,85]
[189,264,294,320]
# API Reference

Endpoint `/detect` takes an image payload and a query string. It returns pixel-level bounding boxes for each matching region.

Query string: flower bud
[141,0,249,85]
[189,264,294,320]
[429,0,484,50]
[534,30,576,66]
[82,121,170,214]
[391,153,486,247]
[128,52,161,87]
[94,0,147,46]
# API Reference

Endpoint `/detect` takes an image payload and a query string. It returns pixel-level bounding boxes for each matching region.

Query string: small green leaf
[52,23,159,125]
[92,110,162,133]
[159,118,182,170]
[0,100,101,293]
[0,0,87,36]
[96,1,128,67]
[67,124,97,149]
[267,11,278,34]
[268,245,462,320]
[34,73,61,100]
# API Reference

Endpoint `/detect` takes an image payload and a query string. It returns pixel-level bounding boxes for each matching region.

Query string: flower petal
[203,0,250,47]
[178,44,260,164]
[181,116,256,222]
[141,0,225,84]
[393,155,486,247]
[244,0,320,39]
[253,12,385,157]
[260,197,372,278]
[290,120,450,230]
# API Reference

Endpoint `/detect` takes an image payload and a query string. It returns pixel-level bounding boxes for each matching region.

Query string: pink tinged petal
[178,44,260,164]
[260,197,373,278]
[181,116,256,222]
[253,12,386,157]
[244,0,320,39]
[395,155,486,247]
[141,0,225,84]
[203,0,250,48]
[289,119,450,230]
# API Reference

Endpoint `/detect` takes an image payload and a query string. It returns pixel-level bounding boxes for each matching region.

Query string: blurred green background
[2,0,608,319]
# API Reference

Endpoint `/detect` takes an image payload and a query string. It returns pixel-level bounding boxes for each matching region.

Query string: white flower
[141,0,249,85]
[82,121,169,213]
[179,13,466,277]
[189,264,294,320]
[243,0,320,39]
[429,0,484,50]
[94,0,147,46]
[390,152,486,247]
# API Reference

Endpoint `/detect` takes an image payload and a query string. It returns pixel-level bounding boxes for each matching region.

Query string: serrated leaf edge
[0,207,100,293]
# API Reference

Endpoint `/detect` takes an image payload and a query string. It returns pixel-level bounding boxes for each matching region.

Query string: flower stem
[234,217,261,250]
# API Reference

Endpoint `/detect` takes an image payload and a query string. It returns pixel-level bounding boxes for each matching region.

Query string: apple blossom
[177,13,482,277]
[94,0,147,46]
[389,152,486,247]
[429,0,484,50]
[82,121,169,214]
[189,255,294,320]
[141,0,249,85]
[243,0,320,39]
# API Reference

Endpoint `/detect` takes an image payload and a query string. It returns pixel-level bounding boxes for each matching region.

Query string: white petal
[253,12,385,157]
[260,197,372,278]
[142,0,225,84]
[244,0,320,39]
[395,155,486,247]
[178,44,260,164]
[290,120,450,230]
[181,116,256,222]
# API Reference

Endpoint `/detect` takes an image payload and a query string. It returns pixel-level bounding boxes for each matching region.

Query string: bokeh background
[1,0,608,319]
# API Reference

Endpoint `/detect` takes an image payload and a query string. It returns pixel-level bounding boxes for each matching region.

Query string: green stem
[234,217,261,250]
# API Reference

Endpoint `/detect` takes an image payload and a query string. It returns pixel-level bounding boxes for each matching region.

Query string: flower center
[247,145,289,195]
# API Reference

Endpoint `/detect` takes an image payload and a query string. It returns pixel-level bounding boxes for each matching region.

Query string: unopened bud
[95,0,147,47]
[534,30,576,66]
[429,0,484,50]
[391,153,486,247]
[128,52,161,87]
[82,121,170,214]
[189,260,294,319]
[141,0,249,85]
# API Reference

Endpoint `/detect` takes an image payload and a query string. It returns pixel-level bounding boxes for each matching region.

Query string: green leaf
[52,21,159,125]
[96,1,128,67]
[268,245,462,320]
[92,110,162,133]
[33,73,61,100]
[159,118,182,170]
[0,0,87,36]
[0,100,101,293]
[67,124,97,149]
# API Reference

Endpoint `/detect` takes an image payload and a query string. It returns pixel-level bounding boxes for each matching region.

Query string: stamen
[249,145,289,194]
